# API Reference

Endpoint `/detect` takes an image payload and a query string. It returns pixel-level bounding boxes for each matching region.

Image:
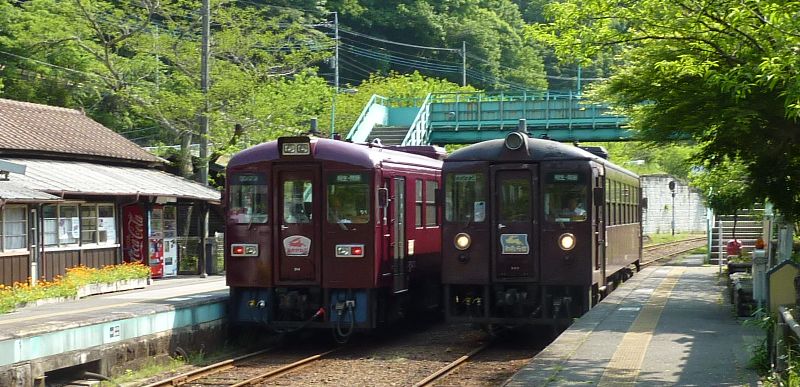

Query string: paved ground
[505,255,762,386]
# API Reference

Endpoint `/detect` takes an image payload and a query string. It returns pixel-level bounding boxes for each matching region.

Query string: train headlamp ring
[504,132,526,150]
[558,233,576,251]
[454,233,472,250]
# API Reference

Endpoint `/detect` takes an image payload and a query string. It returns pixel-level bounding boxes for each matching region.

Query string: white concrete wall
[641,174,707,235]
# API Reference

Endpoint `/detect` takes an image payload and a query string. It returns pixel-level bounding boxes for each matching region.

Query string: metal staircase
[366,126,410,145]
[709,208,764,264]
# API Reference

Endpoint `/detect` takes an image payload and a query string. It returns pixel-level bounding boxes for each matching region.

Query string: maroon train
[441,132,642,330]
[225,136,444,341]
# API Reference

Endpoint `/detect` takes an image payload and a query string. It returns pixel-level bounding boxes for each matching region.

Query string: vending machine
[149,206,164,278]
[162,205,178,277]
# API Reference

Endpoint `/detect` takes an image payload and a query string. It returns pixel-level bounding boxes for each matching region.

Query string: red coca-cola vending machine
[123,204,147,266]
[123,204,176,278]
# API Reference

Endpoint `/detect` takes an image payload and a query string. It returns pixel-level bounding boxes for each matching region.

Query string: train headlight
[504,132,526,150]
[454,233,472,250]
[558,233,576,251]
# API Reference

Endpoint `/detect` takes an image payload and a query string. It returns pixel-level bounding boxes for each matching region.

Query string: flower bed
[0,263,151,314]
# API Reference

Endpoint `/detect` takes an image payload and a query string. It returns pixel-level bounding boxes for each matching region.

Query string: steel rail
[641,237,707,267]
[642,236,705,252]
[413,342,491,387]
[230,348,340,386]
[142,347,276,387]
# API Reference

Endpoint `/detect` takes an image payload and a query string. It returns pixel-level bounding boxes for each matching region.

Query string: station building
[0,98,220,286]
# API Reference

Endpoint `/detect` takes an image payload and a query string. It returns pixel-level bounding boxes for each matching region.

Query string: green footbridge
[345,91,632,146]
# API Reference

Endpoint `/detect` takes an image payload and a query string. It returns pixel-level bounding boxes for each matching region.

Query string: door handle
[281,225,289,230]
[498,223,507,230]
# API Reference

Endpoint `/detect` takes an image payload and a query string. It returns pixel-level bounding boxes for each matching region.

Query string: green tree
[0,0,331,179]
[534,0,800,219]
[326,0,547,91]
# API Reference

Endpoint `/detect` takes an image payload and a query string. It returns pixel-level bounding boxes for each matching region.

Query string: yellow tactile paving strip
[598,267,685,386]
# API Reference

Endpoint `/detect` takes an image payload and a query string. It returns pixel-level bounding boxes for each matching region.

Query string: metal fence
[775,306,800,377]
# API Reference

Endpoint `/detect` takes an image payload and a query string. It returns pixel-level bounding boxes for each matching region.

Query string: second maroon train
[225,132,642,340]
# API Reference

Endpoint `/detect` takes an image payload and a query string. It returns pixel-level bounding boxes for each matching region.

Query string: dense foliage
[535,0,800,219]
[0,0,527,180]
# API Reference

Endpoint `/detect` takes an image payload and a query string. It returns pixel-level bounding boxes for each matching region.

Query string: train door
[391,177,407,292]
[275,166,320,284]
[593,167,606,285]
[490,166,537,280]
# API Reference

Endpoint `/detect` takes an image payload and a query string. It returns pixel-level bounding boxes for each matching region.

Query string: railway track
[413,342,491,387]
[642,236,706,266]
[143,346,339,386]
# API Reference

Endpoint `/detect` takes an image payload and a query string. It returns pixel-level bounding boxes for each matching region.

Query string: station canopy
[0,158,220,203]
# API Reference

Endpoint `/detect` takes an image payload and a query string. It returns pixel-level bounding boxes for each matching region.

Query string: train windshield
[445,172,486,223]
[544,172,587,223]
[229,173,268,224]
[327,173,370,224]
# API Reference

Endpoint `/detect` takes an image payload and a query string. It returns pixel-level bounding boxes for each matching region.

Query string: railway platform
[0,275,229,386]
[505,254,763,386]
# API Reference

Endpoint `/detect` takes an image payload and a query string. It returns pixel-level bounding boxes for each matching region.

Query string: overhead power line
[337,28,462,53]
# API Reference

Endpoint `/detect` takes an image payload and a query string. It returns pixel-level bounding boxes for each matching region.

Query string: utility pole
[199,0,210,277]
[200,0,210,186]
[462,41,466,87]
[329,12,339,138]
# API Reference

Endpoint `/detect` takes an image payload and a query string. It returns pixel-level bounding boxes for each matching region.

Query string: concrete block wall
[641,174,707,235]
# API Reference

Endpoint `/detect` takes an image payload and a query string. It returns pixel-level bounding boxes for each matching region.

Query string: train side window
[426,181,438,226]
[229,174,268,224]
[415,179,423,227]
[328,173,370,224]
[444,173,486,223]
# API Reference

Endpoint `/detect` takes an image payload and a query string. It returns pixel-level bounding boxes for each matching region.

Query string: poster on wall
[99,217,116,243]
[122,204,146,264]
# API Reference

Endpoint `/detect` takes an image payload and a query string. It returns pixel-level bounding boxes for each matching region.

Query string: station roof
[0,98,163,165]
[0,180,61,202]
[1,158,220,202]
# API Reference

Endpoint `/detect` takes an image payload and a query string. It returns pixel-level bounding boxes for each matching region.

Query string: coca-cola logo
[124,206,146,264]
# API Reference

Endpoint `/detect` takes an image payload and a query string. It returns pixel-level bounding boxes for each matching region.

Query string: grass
[100,345,249,386]
[0,262,150,314]
[101,356,188,386]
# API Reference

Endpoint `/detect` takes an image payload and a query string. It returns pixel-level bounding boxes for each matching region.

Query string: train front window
[229,174,268,224]
[327,173,370,224]
[283,180,313,224]
[445,173,486,223]
[499,178,530,222]
[544,172,587,223]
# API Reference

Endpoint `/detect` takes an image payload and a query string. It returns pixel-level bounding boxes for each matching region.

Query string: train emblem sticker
[283,236,311,256]
[500,234,530,255]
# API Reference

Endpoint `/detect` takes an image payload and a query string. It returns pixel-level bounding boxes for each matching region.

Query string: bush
[0,262,150,314]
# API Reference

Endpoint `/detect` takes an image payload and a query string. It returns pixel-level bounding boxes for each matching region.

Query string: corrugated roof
[2,158,220,202]
[0,98,163,164]
[0,180,60,201]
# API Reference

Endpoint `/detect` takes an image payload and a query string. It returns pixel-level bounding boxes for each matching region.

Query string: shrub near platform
[0,263,150,314]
